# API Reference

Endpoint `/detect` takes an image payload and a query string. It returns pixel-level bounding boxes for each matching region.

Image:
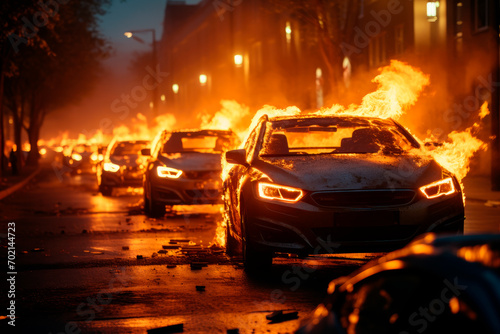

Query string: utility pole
[492,0,500,190]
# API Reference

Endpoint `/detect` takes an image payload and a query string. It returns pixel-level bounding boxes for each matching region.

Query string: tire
[100,185,113,196]
[241,209,272,271]
[225,220,238,257]
[146,182,165,218]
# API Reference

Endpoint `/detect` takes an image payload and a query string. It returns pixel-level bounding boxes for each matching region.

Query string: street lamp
[234,54,243,67]
[124,29,159,119]
[199,74,208,86]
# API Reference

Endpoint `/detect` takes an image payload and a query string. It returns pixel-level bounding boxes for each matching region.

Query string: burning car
[143,129,238,217]
[223,115,465,269]
[97,139,150,196]
[65,143,98,174]
[296,233,500,334]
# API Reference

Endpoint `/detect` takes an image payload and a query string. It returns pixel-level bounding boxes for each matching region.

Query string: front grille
[311,190,416,207]
[184,171,220,179]
[185,189,220,199]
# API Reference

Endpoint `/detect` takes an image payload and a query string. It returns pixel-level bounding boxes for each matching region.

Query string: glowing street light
[199,74,208,86]
[172,84,179,94]
[234,54,243,67]
[427,1,439,22]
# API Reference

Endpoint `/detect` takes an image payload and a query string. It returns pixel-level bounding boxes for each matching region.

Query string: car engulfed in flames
[223,114,465,270]
[143,129,239,217]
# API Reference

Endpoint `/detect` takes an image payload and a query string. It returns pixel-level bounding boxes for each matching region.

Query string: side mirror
[225,149,248,166]
[141,148,151,156]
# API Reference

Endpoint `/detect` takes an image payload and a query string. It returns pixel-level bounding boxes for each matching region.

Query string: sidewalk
[462,175,500,203]
[0,165,41,200]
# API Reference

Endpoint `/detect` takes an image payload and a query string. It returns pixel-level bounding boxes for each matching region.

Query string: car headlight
[258,182,304,202]
[419,177,456,199]
[103,162,120,172]
[71,153,82,161]
[157,166,183,179]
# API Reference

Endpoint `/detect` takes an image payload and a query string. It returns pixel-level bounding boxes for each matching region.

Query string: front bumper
[150,174,222,205]
[101,167,144,188]
[242,186,465,256]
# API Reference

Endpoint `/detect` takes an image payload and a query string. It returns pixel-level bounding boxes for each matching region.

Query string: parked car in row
[223,115,465,270]
[65,143,99,174]
[97,139,150,196]
[142,129,238,217]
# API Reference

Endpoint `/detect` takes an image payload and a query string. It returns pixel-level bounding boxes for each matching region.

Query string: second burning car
[97,139,150,196]
[223,115,465,269]
[143,129,238,217]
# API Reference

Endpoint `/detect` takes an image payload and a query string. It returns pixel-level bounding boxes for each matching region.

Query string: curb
[0,166,42,200]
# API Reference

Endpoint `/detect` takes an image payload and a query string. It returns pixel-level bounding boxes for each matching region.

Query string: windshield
[111,141,149,156]
[162,133,234,154]
[260,118,416,156]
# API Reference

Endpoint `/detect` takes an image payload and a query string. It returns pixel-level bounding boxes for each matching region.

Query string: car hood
[110,154,144,167]
[255,153,444,191]
[158,153,222,171]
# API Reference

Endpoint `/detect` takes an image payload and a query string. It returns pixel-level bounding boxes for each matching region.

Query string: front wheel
[100,185,113,196]
[241,210,272,271]
[145,182,165,218]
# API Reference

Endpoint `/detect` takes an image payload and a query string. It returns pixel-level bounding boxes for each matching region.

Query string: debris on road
[167,264,177,269]
[162,245,180,250]
[190,263,203,270]
[170,239,190,243]
[136,255,144,260]
[226,329,239,333]
[485,200,500,208]
[147,323,184,333]
[122,246,130,250]
[265,310,299,324]
[195,285,205,291]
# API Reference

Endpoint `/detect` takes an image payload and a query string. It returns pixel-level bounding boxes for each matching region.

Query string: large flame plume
[212,60,488,247]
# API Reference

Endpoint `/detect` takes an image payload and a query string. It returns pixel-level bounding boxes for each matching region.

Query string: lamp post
[124,29,159,120]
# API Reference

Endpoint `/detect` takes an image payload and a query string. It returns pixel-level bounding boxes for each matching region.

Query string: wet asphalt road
[1,164,499,333]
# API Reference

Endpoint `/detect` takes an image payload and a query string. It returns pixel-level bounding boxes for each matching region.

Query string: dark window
[369,33,386,68]
[394,25,404,55]
[473,0,488,32]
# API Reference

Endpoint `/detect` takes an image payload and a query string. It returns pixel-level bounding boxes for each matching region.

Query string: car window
[162,133,232,154]
[112,142,149,156]
[260,120,415,156]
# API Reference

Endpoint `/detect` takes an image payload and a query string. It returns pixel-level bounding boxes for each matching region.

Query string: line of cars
[93,114,464,271]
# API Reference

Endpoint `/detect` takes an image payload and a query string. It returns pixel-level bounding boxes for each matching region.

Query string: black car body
[296,233,500,334]
[143,129,238,217]
[223,115,465,269]
[97,139,150,196]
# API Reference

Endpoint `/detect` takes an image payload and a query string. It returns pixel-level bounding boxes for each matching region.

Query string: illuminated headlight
[103,162,120,172]
[258,182,304,202]
[419,177,456,199]
[91,153,98,161]
[71,153,82,161]
[157,166,182,179]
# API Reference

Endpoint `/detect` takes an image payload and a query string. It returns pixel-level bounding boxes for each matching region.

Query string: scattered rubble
[147,323,184,333]
[265,310,299,324]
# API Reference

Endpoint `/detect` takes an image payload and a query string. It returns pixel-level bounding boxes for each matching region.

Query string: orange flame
[212,61,489,247]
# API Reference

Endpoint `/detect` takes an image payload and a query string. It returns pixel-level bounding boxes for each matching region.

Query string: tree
[1,0,111,171]
[270,0,360,101]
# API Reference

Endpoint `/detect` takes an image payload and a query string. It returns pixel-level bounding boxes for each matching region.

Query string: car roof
[267,115,396,127]
[164,129,235,136]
